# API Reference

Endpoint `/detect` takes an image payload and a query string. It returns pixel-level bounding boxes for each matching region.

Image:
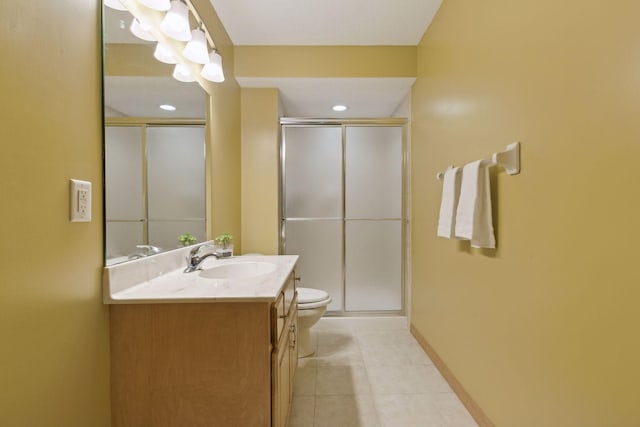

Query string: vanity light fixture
[201,50,224,82]
[130,18,156,42]
[172,63,196,82]
[332,105,348,112]
[183,28,209,64]
[138,0,171,11]
[160,0,192,42]
[153,42,178,64]
[104,0,127,11]
[159,104,177,111]
[112,0,225,86]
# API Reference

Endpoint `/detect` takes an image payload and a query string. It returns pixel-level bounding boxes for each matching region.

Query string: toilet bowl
[296,287,331,357]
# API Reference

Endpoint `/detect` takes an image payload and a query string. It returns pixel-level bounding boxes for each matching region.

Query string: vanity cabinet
[109,272,297,426]
[272,275,298,427]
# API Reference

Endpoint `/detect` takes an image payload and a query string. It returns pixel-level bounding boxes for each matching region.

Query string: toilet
[296,287,332,357]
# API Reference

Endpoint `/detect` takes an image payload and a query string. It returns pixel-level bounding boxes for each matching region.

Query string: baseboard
[410,324,495,427]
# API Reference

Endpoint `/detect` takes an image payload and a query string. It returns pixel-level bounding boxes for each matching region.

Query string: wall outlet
[70,179,91,222]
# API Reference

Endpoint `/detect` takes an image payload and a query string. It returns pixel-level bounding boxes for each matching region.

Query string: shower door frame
[279,118,408,316]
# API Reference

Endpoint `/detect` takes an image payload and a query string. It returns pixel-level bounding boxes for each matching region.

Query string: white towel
[437,167,461,238]
[454,160,496,248]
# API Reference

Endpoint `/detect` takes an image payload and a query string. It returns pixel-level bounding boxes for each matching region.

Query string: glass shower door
[344,126,403,311]
[282,122,405,314]
[282,126,343,311]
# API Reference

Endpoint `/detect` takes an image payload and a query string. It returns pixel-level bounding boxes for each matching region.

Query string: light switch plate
[70,179,91,222]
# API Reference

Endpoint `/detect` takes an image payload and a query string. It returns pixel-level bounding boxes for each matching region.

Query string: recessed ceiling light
[159,104,176,111]
[332,105,348,112]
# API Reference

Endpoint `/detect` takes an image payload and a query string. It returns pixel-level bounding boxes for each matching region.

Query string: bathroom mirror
[102,5,208,265]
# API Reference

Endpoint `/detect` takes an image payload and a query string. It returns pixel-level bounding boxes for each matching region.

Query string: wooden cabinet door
[289,304,298,395]
[272,327,291,427]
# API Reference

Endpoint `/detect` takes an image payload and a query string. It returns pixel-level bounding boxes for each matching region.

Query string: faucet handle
[188,243,214,257]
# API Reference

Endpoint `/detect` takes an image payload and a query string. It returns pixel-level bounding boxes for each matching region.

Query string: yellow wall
[240,88,281,254]
[235,46,417,78]
[0,1,110,426]
[196,0,243,251]
[411,0,640,425]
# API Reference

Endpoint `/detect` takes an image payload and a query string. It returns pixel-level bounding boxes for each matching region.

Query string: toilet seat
[297,287,331,309]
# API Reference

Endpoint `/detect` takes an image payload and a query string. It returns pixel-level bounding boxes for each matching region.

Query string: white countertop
[103,246,298,304]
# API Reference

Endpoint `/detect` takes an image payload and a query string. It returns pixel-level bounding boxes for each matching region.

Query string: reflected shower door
[105,126,145,260]
[282,126,343,311]
[147,126,206,250]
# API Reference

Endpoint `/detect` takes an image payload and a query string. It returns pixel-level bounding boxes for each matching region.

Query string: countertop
[103,247,298,304]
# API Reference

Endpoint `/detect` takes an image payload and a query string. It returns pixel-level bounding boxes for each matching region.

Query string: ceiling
[103,1,442,118]
[210,0,443,117]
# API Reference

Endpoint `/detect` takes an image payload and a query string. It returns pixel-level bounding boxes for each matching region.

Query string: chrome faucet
[184,243,221,273]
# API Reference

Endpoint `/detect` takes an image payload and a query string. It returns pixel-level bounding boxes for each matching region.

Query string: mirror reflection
[103,6,208,265]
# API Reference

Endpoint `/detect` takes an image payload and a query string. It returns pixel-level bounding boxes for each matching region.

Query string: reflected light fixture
[159,104,177,111]
[104,0,127,11]
[138,0,171,11]
[160,0,192,42]
[332,105,348,112]
[130,18,156,42]
[154,42,177,64]
[172,63,196,82]
[183,28,209,64]
[201,50,224,82]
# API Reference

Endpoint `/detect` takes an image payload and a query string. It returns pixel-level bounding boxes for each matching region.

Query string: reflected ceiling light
[172,63,196,82]
[153,42,177,64]
[138,0,171,11]
[130,18,156,42]
[183,29,209,64]
[104,0,127,11]
[160,0,192,42]
[332,105,348,112]
[159,104,177,111]
[201,50,224,82]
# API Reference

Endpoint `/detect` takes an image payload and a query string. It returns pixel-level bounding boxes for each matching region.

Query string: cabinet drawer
[272,272,297,345]
[282,273,296,316]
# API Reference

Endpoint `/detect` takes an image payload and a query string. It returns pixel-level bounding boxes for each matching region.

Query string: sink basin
[199,261,276,280]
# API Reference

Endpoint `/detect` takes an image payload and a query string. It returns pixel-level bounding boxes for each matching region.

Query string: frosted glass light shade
[104,0,127,11]
[160,0,192,42]
[183,29,209,64]
[153,42,177,64]
[172,63,195,82]
[138,0,171,11]
[130,18,156,42]
[201,51,224,82]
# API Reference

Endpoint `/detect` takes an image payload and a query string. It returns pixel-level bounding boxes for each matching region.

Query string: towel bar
[436,142,520,180]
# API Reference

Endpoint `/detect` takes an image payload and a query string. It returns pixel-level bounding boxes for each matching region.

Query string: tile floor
[289,318,478,427]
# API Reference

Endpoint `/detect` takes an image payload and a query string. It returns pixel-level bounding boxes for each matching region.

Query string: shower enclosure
[281,119,406,315]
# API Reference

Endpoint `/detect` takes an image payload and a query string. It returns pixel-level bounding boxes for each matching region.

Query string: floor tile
[374,394,447,427]
[315,343,365,367]
[293,365,317,396]
[317,330,358,347]
[290,319,475,427]
[367,364,452,395]
[433,392,479,427]
[289,396,315,427]
[314,395,380,427]
[315,365,372,395]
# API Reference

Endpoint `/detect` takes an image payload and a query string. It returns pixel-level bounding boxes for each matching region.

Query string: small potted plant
[178,233,197,247]
[214,232,233,257]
